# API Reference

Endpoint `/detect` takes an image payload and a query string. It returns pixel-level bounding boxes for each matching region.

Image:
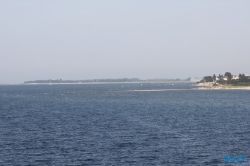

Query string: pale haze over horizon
[1,0,250,83]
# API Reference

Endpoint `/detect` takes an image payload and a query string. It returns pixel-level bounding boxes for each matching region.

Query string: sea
[0,83,249,166]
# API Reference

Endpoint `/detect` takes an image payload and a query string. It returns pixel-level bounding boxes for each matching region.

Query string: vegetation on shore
[24,78,191,84]
[198,72,250,87]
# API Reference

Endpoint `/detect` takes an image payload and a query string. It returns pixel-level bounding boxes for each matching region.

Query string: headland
[197,72,250,90]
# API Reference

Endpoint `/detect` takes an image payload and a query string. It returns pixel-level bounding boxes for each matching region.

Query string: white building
[232,75,239,80]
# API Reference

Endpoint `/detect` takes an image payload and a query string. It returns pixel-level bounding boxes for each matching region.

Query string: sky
[0,0,250,83]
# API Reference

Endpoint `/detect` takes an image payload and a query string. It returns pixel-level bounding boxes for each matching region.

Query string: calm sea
[0,83,249,165]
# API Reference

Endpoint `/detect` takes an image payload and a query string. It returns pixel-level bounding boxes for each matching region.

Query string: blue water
[0,83,250,165]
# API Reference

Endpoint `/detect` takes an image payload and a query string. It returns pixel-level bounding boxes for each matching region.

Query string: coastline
[211,86,250,90]
[198,87,250,90]
[129,87,250,92]
[21,81,191,85]
[196,83,250,90]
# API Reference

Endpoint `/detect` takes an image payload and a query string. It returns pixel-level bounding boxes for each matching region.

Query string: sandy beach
[197,85,250,90]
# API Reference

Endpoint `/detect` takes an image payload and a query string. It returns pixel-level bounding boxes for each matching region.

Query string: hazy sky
[1,0,250,83]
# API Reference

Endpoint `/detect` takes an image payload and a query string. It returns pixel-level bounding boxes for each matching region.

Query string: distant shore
[22,81,191,85]
[196,83,250,90]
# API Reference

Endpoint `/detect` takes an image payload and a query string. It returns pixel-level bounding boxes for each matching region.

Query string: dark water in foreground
[0,83,250,165]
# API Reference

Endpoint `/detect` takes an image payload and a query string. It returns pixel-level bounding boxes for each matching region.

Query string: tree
[239,74,242,82]
[239,74,246,82]
[224,72,232,83]
[213,74,216,82]
[242,74,246,82]
[203,76,213,82]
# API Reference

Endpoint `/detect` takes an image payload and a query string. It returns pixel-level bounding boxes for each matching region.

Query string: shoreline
[197,85,250,90]
[196,82,250,90]
[19,81,191,85]
[198,87,250,90]
[129,88,250,92]
[2,82,250,90]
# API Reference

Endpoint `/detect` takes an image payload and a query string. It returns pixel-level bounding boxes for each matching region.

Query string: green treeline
[24,78,191,84]
[199,72,250,86]
[24,78,141,84]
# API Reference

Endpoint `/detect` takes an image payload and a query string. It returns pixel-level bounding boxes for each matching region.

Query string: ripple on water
[0,84,249,165]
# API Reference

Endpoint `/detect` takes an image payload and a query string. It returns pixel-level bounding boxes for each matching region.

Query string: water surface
[0,83,249,165]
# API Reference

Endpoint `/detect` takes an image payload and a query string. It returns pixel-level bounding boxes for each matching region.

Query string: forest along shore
[197,72,250,90]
